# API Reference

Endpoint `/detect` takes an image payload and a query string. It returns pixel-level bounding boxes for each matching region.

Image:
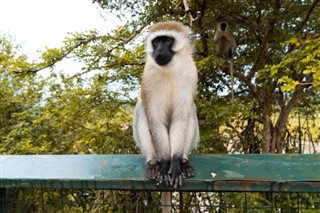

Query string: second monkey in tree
[133,21,199,189]
[214,22,237,100]
[213,22,236,58]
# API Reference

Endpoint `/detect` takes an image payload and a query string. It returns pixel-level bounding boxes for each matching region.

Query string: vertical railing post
[179,191,183,212]
[0,188,7,213]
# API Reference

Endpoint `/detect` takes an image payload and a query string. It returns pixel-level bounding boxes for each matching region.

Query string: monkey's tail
[229,58,234,102]
[228,42,235,102]
[161,192,171,213]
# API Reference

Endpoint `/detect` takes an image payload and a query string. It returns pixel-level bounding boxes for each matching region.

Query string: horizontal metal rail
[1,154,320,192]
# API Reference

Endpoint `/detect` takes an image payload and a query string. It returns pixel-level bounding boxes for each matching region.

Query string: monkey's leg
[181,105,199,178]
[141,102,171,185]
[169,115,189,189]
[148,119,171,185]
[133,102,159,180]
[138,100,171,185]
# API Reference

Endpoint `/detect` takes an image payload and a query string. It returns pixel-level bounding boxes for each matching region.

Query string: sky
[0,0,121,75]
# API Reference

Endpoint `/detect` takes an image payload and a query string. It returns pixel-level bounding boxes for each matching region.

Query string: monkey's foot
[158,159,171,186]
[169,155,183,189]
[146,160,160,180]
[181,158,195,178]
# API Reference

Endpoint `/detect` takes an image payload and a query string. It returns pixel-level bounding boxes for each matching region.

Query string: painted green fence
[1,154,320,212]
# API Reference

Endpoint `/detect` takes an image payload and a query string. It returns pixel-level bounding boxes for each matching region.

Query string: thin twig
[182,0,201,26]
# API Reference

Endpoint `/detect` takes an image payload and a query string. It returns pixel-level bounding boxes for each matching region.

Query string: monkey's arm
[169,115,188,188]
[182,103,199,177]
[133,102,159,179]
[169,103,199,188]
[147,113,171,185]
[213,34,220,43]
[135,100,172,184]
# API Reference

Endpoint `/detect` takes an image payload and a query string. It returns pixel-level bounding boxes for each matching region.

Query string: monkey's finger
[147,163,159,180]
[185,169,190,177]
[153,170,158,179]
[154,166,160,178]
[182,172,186,179]
[183,166,195,177]
[154,169,159,179]
[158,173,169,185]
[169,175,174,186]
[159,173,163,183]
[182,167,189,178]
[178,175,182,187]
[149,169,154,179]
[170,175,177,188]
[187,172,192,177]
[173,179,179,189]
[164,174,170,186]
[147,170,153,179]
[185,168,195,177]
[170,177,178,189]
[173,176,183,189]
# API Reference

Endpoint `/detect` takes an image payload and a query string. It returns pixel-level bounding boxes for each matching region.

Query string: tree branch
[182,0,201,26]
[286,75,313,111]
[295,0,320,33]
[19,37,97,75]
[66,61,144,80]
[19,13,167,76]
[247,0,282,79]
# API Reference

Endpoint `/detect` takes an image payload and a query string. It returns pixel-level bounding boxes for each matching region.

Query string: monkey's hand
[158,159,171,186]
[146,160,160,180]
[181,158,195,178]
[169,155,183,189]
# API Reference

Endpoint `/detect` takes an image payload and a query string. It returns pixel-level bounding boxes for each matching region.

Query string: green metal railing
[1,154,320,212]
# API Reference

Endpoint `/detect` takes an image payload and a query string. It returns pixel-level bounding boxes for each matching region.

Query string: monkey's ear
[185,28,195,56]
[187,29,194,44]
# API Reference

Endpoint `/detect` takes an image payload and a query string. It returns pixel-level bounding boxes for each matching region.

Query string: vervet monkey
[213,22,236,100]
[133,21,199,190]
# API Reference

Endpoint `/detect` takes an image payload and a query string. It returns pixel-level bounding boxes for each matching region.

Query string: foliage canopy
[1,0,319,155]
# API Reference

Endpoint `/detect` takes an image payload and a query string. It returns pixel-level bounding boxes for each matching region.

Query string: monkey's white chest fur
[141,62,197,124]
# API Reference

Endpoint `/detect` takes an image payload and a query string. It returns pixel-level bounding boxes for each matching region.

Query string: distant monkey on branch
[213,22,237,100]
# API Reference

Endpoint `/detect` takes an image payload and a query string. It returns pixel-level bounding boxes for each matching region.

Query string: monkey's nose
[155,54,171,66]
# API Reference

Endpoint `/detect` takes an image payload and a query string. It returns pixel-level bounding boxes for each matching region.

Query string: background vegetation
[1,0,319,155]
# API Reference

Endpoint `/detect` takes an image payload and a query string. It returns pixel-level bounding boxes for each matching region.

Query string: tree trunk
[261,106,272,153]
[262,85,306,153]
[270,107,291,153]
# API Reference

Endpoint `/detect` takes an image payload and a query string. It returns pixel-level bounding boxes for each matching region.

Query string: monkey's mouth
[154,55,172,66]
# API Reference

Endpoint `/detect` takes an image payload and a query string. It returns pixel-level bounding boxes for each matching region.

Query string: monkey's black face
[220,22,227,31]
[152,36,175,66]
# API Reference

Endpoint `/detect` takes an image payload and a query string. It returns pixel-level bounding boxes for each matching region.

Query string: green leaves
[268,37,320,92]
[0,35,137,154]
[277,76,299,92]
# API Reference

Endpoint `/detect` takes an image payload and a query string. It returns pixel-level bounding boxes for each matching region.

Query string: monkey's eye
[164,37,174,45]
[152,36,174,47]
[152,38,161,46]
